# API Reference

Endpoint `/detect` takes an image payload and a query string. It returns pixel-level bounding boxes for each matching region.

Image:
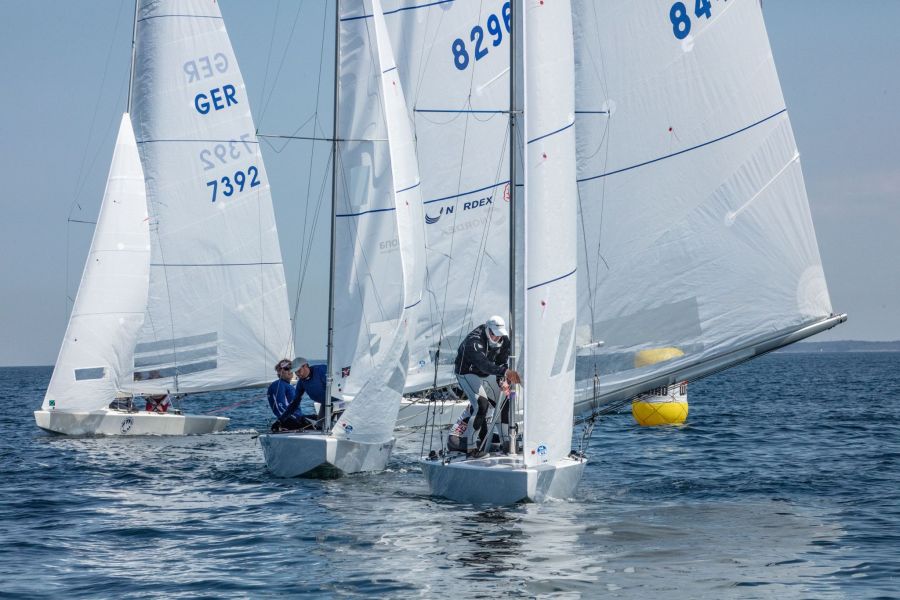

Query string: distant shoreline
[777,340,900,353]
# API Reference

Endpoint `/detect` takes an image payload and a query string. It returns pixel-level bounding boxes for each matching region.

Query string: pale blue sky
[1,1,897,366]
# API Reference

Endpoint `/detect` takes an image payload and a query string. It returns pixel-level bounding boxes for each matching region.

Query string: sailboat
[259,0,427,477]
[36,0,292,436]
[569,0,845,415]
[410,0,844,503]
[420,0,586,504]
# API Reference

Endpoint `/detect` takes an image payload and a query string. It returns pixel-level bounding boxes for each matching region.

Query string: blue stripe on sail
[383,66,398,75]
[135,332,218,354]
[336,206,396,218]
[134,346,217,369]
[415,109,507,114]
[404,299,422,310]
[137,14,223,23]
[133,360,218,380]
[341,0,454,21]
[396,182,421,194]
[528,121,574,145]
[423,180,510,205]
[578,109,787,184]
[149,262,282,267]
[527,268,576,291]
[575,110,610,115]
[137,139,260,144]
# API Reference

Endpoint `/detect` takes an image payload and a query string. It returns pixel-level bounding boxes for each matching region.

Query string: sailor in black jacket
[453,315,521,453]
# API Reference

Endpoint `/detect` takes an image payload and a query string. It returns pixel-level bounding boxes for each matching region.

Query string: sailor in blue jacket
[267,358,316,430]
[293,357,328,422]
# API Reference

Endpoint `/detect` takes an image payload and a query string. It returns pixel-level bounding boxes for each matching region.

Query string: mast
[507,0,518,456]
[126,0,139,113]
[324,0,340,434]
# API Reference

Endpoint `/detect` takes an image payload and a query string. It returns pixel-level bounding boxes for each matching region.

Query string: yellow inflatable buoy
[632,348,688,426]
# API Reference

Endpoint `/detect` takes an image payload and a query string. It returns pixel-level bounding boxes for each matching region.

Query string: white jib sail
[332,0,426,442]
[129,0,292,395]
[342,1,513,393]
[522,1,578,467]
[571,0,834,402]
[44,114,150,411]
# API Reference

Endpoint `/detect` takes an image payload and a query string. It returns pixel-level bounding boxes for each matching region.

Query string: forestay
[522,1,578,466]
[571,0,835,409]
[44,114,150,411]
[332,0,426,442]
[338,1,513,393]
[129,0,292,395]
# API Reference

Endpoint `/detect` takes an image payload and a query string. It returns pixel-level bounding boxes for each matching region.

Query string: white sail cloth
[571,0,833,403]
[332,0,426,442]
[44,114,150,411]
[338,1,513,393]
[522,1,578,467]
[129,0,292,395]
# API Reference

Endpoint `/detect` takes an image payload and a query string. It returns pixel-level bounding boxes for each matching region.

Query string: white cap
[291,357,309,370]
[485,315,508,338]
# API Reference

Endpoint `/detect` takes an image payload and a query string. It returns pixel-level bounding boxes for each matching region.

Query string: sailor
[145,393,171,413]
[292,357,330,424]
[453,315,521,454]
[267,358,315,431]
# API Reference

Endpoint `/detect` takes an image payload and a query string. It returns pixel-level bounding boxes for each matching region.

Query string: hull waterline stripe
[578,109,787,183]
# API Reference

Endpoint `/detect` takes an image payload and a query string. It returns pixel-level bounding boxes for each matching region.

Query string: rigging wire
[64,2,128,322]
[257,0,307,125]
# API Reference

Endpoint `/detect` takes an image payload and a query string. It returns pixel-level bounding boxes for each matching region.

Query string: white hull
[34,409,229,436]
[422,454,586,505]
[259,432,395,478]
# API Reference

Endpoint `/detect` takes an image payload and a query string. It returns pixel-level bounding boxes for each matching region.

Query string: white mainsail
[345,1,513,393]
[332,0,426,442]
[571,0,840,410]
[43,114,150,412]
[129,0,292,395]
[522,0,578,467]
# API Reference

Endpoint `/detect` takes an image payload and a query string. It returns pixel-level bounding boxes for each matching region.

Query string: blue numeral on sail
[694,0,711,19]
[670,2,691,39]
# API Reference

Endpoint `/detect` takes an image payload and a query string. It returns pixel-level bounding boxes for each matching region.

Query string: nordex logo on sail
[424,195,494,225]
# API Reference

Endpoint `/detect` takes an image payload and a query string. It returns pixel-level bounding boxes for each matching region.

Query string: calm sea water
[1,353,898,599]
